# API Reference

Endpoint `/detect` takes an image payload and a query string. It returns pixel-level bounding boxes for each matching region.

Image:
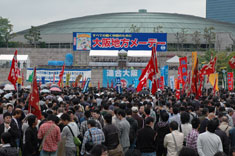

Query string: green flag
[28,71,34,82]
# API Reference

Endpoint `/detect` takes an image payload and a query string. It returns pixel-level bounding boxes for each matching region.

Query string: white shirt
[197,131,223,156]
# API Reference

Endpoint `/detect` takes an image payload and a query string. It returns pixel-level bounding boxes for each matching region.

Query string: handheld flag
[229,56,235,69]
[8,50,18,90]
[28,67,42,119]
[58,64,65,87]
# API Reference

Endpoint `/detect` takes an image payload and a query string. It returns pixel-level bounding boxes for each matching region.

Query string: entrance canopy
[0,55,30,68]
[166,55,179,63]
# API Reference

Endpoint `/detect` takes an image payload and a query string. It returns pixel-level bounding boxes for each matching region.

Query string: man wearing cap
[132,107,143,129]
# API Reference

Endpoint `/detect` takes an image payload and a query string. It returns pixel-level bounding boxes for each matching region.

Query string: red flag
[28,67,42,119]
[58,64,65,87]
[22,71,24,86]
[111,80,113,88]
[8,50,18,90]
[228,72,234,91]
[82,77,86,88]
[200,57,217,76]
[197,75,204,98]
[179,57,188,88]
[137,45,158,93]
[229,56,235,69]
[175,89,180,100]
[98,80,100,90]
[157,76,164,90]
[192,58,199,97]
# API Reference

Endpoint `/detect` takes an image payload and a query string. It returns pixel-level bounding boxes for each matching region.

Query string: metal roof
[17,12,235,35]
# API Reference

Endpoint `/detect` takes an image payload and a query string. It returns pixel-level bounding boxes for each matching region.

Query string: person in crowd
[164,121,184,156]
[125,108,138,149]
[186,118,200,153]
[0,112,13,140]
[38,114,61,156]
[60,113,80,156]
[102,113,123,156]
[116,109,130,153]
[197,119,223,156]
[136,117,156,156]
[0,132,18,156]
[214,151,227,156]
[11,109,22,148]
[6,104,14,115]
[169,107,181,126]
[92,109,104,128]
[227,108,234,127]
[214,118,229,155]
[199,112,215,133]
[81,119,105,156]
[125,149,141,156]
[131,106,144,129]
[80,111,102,138]
[24,115,39,156]
[179,147,198,156]
[179,112,192,145]
[88,144,108,156]
[219,115,232,136]
[0,106,4,125]
[155,111,170,156]
[229,125,235,149]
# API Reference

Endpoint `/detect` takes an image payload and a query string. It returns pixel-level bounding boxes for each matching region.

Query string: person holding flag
[8,50,18,90]
[28,67,42,120]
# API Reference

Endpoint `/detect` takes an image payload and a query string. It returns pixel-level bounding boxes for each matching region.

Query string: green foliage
[24,26,42,48]
[0,16,15,47]
[153,25,163,33]
[192,31,201,50]
[203,27,216,50]
[129,24,140,33]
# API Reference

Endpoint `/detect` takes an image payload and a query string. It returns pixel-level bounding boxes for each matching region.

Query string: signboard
[103,69,142,88]
[27,68,91,82]
[73,32,167,51]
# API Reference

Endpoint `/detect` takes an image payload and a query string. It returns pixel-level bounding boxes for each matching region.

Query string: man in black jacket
[136,117,156,156]
[102,113,123,156]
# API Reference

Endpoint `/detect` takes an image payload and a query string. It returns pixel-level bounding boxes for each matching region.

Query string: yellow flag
[66,73,71,87]
[192,52,197,76]
[17,76,22,85]
[89,81,92,88]
[209,73,219,91]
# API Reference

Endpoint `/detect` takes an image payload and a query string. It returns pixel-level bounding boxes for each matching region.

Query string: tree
[153,25,163,33]
[229,33,235,51]
[175,32,180,51]
[192,31,201,50]
[203,27,216,50]
[0,17,15,47]
[129,24,140,33]
[24,26,42,48]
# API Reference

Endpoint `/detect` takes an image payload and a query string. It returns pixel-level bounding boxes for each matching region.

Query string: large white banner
[27,68,91,82]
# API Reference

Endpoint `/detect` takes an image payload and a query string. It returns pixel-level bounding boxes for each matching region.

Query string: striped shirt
[81,127,105,155]
[186,129,199,152]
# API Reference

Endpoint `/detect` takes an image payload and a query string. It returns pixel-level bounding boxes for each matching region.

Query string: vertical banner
[170,76,175,90]
[41,77,45,84]
[179,57,188,87]
[82,78,90,93]
[222,70,227,90]
[228,72,234,91]
[116,78,122,94]
[160,65,168,86]
[157,76,164,90]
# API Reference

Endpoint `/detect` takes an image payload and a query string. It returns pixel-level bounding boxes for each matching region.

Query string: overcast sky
[0,0,206,32]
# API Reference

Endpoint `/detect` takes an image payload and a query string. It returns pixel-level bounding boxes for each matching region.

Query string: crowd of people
[0,86,235,156]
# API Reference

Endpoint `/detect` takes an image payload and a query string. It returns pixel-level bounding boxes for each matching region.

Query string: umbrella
[4,93,13,99]
[4,84,15,91]
[139,90,150,95]
[0,83,6,89]
[40,84,47,89]
[50,87,62,92]
[51,84,59,88]
[40,89,51,93]
[0,89,4,94]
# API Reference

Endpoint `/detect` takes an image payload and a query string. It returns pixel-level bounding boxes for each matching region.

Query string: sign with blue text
[103,69,142,88]
[73,32,167,51]
[27,68,91,83]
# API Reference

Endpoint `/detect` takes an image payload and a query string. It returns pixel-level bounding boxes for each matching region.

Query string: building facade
[206,0,235,24]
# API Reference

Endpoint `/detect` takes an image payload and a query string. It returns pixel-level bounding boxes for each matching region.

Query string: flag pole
[153,44,159,106]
